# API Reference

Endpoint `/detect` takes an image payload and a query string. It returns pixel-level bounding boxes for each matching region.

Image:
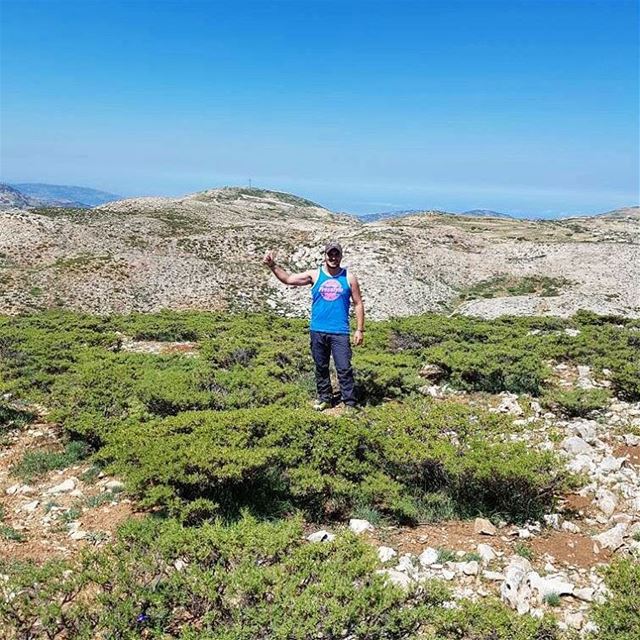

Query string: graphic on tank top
[318,278,344,301]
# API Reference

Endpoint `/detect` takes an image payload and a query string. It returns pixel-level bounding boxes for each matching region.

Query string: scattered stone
[378,546,397,562]
[574,587,594,602]
[396,554,417,575]
[595,488,618,517]
[477,543,496,563]
[461,560,479,576]
[104,480,125,491]
[496,393,524,416]
[562,521,581,534]
[593,523,627,550]
[376,569,412,589]
[528,573,574,599]
[69,530,88,541]
[307,530,335,543]
[474,518,497,536]
[349,519,373,534]
[564,611,584,630]
[483,570,505,581]
[418,547,439,567]
[562,436,592,455]
[21,500,39,513]
[543,514,562,530]
[46,478,76,495]
[174,559,187,572]
[441,569,455,581]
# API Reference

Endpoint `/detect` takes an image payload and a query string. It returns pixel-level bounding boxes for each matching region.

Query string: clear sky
[1,0,638,217]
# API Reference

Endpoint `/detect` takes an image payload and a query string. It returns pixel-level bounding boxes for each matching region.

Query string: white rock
[376,568,413,589]
[104,480,125,491]
[574,587,594,602]
[562,436,592,455]
[474,517,497,536]
[483,570,505,581]
[623,433,640,446]
[518,528,533,539]
[174,559,187,571]
[396,554,416,574]
[307,530,335,543]
[378,546,397,562]
[528,572,574,599]
[349,518,373,534]
[595,488,618,517]
[599,456,625,473]
[5,484,20,495]
[564,328,580,337]
[497,394,524,416]
[477,543,497,563]
[562,521,581,534]
[593,523,627,550]
[564,611,584,630]
[543,514,562,530]
[69,530,87,541]
[46,478,76,495]
[21,500,39,513]
[461,560,479,576]
[418,547,439,566]
[441,569,455,580]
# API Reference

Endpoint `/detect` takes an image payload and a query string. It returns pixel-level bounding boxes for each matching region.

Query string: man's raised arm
[263,250,313,286]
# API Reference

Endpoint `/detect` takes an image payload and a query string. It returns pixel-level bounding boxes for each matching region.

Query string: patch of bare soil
[613,444,640,468]
[368,517,609,570]
[0,422,138,565]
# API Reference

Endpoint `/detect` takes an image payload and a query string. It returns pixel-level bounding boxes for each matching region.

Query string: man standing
[263,242,365,411]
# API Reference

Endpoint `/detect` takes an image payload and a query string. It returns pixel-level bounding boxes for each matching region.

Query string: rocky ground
[0,188,638,320]
[306,379,640,636]
[2,338,639,636]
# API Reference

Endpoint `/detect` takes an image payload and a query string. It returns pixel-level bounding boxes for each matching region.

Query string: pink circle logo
[319,279,343,301]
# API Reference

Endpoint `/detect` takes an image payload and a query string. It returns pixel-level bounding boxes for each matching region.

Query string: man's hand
[353,329,364,346]
[263,250,277,269]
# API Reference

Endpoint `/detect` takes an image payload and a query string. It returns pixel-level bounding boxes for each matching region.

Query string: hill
[0,183,35,209]
[10,182,122,207]
[0,187,638,319]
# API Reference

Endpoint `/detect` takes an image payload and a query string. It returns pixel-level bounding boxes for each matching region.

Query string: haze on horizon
[1,0,638,218]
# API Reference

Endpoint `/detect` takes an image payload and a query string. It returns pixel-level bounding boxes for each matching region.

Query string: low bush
[589,558,640,640]
[542,388,610,418]
[0,514,560,640]
[98,401,563,524]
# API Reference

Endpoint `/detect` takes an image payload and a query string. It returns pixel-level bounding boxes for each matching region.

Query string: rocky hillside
[0,187,638,319]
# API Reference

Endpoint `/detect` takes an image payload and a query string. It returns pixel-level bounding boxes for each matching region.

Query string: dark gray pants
[310,331,356,407]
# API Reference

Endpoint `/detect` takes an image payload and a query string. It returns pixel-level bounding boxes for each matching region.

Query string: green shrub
[0,515,559,640]
[590,559,640,639]
[98,402,563,524]
[543,388,610,418]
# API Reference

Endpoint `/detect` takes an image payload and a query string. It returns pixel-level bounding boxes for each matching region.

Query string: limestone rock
[474,518,497,536]
[349,519,373,534]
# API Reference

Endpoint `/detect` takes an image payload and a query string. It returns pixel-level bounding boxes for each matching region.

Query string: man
[263,241,365,411]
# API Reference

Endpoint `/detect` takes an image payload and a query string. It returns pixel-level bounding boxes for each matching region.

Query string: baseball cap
[324,241,343,255]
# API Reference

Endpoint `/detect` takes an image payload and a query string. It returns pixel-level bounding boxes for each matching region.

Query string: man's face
[325,249,341,268]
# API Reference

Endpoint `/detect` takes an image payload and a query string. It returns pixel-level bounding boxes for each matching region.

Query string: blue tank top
[310,267,351,334]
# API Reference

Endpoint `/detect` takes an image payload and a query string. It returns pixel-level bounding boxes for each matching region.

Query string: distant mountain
[0,183,35,209]
[0,185,638,320]
[461,209,512,219]
[10,183,122,207]
[358,208,512,222]
[591,206,640,220]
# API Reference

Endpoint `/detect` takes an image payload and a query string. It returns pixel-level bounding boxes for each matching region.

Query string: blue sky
[1,0,638,217]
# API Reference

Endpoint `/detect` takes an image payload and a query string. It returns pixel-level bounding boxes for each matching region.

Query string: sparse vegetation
[458,275,572,301]
[0,309,638,638]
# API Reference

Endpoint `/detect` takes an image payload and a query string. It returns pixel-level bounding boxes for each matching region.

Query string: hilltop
[0,187,638,319]
[9,182,122,207]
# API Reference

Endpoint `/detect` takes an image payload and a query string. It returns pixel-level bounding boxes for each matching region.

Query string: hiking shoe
[313,400,331,411]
